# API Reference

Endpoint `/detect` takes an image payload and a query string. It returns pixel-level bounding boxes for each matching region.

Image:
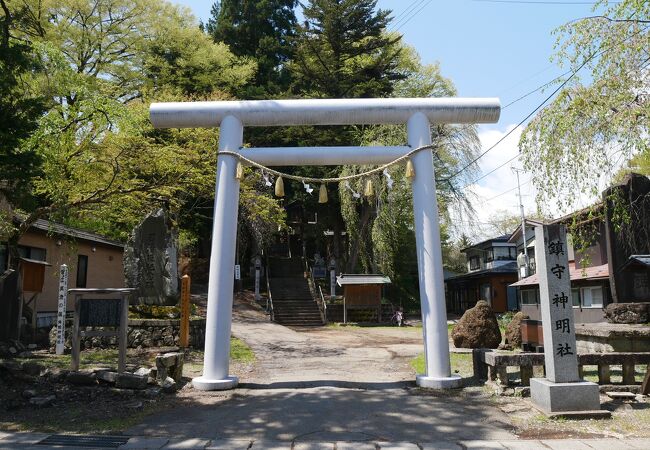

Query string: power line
[444,23,649,184]
[472,1,619,4]
[392,0,435,31]
[502,70,571,109]
[391,0,428,24]
[482,180,531,202]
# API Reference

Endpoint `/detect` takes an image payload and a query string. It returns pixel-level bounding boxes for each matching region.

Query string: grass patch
[230,337,255,363]
[410,352,473,378]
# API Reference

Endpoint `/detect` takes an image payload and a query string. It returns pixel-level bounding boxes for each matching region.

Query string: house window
[521,289,539,305]
[571,288,580,307]
[77,255,88,288]
[487,249,494,262]
[580,286,603,308]
[18,245,47,261]
[469,256,480,271]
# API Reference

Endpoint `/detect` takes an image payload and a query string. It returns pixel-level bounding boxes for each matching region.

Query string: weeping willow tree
[339,48,481,307]
[520,0,649,215]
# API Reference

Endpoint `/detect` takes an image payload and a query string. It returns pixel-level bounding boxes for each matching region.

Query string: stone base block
[192,375,238,391]
[416,374,462,389]
[530,378,600,413]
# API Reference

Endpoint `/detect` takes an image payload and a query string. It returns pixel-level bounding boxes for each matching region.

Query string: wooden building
[336,274,391,323]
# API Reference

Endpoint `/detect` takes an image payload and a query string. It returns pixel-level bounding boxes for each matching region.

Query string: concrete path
[230,299,423,386]
[1,431,650,449]
[126,301,518,443]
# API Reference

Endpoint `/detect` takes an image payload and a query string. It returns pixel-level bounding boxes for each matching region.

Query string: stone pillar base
[530,377,600,413]
[416,374,463,389]
[192,376,238,391]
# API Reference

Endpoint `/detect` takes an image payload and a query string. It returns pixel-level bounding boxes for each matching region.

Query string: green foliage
[205,0,298,97]
[0,0,47,210]
[520,0,649,214]
[291,0,403,98]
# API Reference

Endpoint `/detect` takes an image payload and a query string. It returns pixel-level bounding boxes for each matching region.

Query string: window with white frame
[580,286,603,307]
[520,289,539,305]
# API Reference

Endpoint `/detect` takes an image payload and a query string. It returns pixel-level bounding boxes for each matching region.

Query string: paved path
[1,431,649,449]
[230,301,423,386]
[126,301,518,443]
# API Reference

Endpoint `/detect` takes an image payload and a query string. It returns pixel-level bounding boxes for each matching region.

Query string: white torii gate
[150,98,500,391]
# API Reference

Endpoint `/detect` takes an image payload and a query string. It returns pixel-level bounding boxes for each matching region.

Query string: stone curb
[0,433,649,450]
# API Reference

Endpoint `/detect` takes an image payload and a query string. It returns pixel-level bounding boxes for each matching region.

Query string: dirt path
[231,298,423,386]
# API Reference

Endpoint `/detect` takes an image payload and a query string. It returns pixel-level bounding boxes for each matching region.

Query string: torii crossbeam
[150,98,501,390]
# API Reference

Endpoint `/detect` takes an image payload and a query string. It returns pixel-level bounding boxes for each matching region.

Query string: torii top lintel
[150,97,500,128]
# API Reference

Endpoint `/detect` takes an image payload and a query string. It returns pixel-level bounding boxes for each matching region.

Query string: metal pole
[408,112,462,389]
[192,115,242,391]
[513,167,530,277]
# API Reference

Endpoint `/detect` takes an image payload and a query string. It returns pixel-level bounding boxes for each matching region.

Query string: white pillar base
[416,374,462,389]
[192,376,238,391]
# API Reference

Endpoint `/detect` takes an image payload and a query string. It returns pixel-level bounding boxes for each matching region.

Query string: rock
[43,368,68,383]
[125,401,143,410]
[134,367,151,377]
[8,346,17,355]
[451,301,502,349]
[143,387,162,398]
[504,312,529,349]
[22,389,37,399]
[27,344,37,350]
[514,387,530,397]
[66,371,97,386]
[155,352,184,382]
[124,208,179,305]
[29,395,56,407]
[21,361,44,376]
[160,376,178,393]
[96,370,118,384]
[605,303,649,324]
[115,373,148,390]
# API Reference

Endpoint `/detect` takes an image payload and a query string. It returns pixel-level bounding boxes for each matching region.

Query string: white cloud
[450,124,539,241]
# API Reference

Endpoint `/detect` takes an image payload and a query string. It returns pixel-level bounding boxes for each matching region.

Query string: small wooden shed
[336,274,391,323]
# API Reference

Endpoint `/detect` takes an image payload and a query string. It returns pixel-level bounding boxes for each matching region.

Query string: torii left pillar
[192,115,242,390]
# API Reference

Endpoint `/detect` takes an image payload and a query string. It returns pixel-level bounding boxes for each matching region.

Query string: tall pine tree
[292,0,403,98]
[205,0,298,97]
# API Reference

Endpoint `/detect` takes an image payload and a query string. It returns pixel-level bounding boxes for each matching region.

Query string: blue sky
[171,0,609,238]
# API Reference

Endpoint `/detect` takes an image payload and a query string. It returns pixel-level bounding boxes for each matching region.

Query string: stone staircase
[268,257,324,327]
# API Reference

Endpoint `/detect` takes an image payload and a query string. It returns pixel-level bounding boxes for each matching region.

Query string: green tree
[291,0,402,98]
[0,0,46,213]
[0,0,260,262]
[205,0,298,97]
[520,0,649,213]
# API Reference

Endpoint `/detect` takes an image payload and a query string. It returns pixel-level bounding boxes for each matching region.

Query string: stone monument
[530,224,601,415]
[124,209,179,305]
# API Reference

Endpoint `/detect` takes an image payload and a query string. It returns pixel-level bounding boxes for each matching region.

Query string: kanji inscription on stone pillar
[535,224,580,383]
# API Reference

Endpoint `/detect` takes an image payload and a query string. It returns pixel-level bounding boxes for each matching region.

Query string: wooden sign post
[180,275,191,348]
[530,224,601,415]
[55,265,69,355]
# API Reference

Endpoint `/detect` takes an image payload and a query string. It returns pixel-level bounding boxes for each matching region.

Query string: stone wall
[49,318,206,351]
[575,322,650,353]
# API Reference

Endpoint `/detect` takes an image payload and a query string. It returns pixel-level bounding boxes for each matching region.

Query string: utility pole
[512,167,530,277]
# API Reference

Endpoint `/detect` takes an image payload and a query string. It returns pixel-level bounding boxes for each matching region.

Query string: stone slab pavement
[0,432,649,450]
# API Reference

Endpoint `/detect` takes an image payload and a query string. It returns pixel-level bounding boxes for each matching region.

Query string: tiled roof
[510,263,609,287]
[28,218,125,248]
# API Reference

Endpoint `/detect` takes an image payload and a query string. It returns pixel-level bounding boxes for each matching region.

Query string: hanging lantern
[364,179,374,198]
[235,162,244,180]
[318,184,328,203]
[405,159,416,180]
[275,176,285,197]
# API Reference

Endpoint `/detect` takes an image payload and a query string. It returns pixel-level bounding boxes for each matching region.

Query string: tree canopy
[520,0,649,214]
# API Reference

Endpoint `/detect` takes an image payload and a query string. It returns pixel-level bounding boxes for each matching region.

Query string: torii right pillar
[408,112,462,389]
